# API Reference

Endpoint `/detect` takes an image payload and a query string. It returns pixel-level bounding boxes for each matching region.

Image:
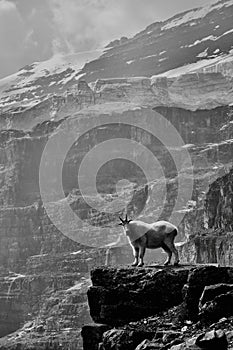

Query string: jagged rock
[36,324,45,333]
[162,331,183,344]
[195,329,228,349]
[135,339,162,349]
[205,168,233,231]
[199,291,233,323]
[199,283,233,309]
[81,323,111,350]
[102,329,155,350]
[169,341,198,350]
[88,266,190,325]
[182,266,233,320]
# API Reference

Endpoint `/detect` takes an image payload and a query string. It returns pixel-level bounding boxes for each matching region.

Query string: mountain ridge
[0,0,233,114]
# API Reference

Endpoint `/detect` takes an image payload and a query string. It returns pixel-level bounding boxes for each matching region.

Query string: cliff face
[0,86,232,348]
[205,168,233,231]
[177,160,233,266]
[0,105,232,272]
[1,75,233,132]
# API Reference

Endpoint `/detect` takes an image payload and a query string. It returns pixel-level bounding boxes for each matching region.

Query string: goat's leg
[164,239,179,266]
[161,243,172,265]
[132,247,139,266]
[138,246,146,267]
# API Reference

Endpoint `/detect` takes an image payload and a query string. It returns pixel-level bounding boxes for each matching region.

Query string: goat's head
[118,214,132,227]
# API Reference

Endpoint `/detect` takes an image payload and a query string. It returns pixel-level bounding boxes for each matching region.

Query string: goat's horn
[119,216,124,223]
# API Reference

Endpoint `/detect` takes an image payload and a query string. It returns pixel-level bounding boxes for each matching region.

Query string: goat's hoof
[132,263,138,267]
[137,263,144,267]
[164,261,170,266]
[174,261,180,266]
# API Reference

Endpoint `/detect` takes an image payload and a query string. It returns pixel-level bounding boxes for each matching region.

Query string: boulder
[169,337,198,349]
[195,329,228,349]
[102,329,155,350]
[162,331,183,344]
[199,291,233,323]
[199,283,233,308]
[182,266,233,320]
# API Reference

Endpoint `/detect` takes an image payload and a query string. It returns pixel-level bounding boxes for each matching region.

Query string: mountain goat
[119,215,179,267]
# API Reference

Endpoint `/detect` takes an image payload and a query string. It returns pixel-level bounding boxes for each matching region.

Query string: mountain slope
[81,0,233,81]
[0,0,233,112]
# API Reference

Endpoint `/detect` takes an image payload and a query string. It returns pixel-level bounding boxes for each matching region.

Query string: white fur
[121,220,179,267]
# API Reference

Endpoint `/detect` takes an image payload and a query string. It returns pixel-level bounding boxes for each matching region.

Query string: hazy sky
[0,0,217,78]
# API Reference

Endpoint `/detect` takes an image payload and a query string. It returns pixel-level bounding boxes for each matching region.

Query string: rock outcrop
[82,265,233,350]
[87,266,189,325]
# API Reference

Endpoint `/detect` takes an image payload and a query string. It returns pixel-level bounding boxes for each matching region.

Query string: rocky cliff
[0,94,232,348]
[1,104,233,271]
[205,167,233,231]
[177,163,233,266]
[0,0,233,348]
[82,265,233,350]
[1,74,233,131]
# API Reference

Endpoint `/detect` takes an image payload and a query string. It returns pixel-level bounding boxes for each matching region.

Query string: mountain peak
[0,0,233,111]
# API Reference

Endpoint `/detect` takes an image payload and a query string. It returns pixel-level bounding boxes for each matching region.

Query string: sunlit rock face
[179,166,233,266]
[178,233,233,266]
[205,168,233,231]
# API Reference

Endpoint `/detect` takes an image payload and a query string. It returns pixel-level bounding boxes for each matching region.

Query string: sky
[0,0,217,79]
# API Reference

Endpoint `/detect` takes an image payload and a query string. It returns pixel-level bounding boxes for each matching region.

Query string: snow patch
[162,0,233,30]
[189,35,216,47]
[140,54,158,61]
[159,57,168,62]
[197,48,208,58]
[126,60,134,65]
[152,53,233,78]
[183,29,233,49]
